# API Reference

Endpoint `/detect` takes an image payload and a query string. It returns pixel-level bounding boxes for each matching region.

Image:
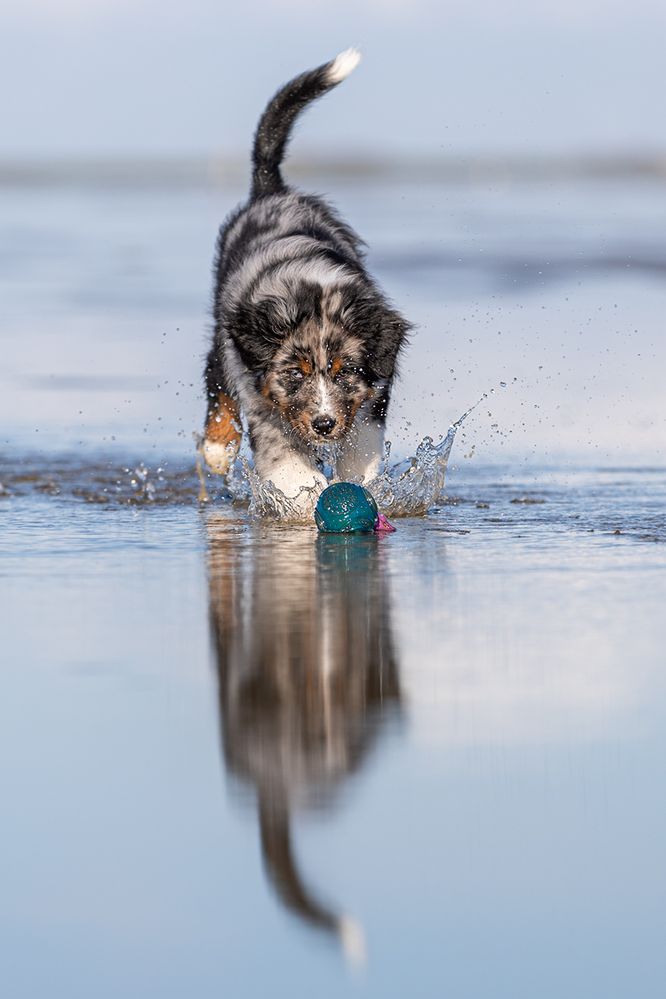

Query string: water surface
[2,173,666,997]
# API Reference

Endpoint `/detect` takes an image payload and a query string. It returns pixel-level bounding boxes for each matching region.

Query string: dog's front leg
[336,402,385,484]
[203,392,242,476]
[252,422,326,513]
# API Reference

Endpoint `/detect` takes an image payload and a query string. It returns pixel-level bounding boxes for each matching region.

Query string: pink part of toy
[374,513,396,533]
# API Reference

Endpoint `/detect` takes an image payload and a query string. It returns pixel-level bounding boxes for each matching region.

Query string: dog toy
[314,482,396,534]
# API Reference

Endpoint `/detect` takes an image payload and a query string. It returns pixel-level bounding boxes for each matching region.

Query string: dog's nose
[312,414,336,436]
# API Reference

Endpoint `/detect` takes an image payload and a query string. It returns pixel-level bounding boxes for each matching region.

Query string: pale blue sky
[2,0,666,158]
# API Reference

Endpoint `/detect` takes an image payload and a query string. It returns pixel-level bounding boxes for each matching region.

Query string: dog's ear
[366,307,411,382]
[338,289,410,382]
[232,300,285,367]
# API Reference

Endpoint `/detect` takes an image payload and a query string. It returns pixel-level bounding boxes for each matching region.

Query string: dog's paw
[202,438,239,476]
[256,455,327,518]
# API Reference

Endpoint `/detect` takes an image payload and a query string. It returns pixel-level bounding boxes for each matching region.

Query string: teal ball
[314,483,379,534]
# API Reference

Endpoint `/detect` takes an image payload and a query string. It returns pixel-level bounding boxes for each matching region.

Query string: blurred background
[2,0,665,464]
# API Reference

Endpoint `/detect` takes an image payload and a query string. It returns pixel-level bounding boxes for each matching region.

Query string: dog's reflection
[206,518,402,960]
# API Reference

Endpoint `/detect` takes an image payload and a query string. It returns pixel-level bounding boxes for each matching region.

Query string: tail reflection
[206,519,402,958]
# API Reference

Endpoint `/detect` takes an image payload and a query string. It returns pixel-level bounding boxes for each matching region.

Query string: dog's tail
[251,48,361,198]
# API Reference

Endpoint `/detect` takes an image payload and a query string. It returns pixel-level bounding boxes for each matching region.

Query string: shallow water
[1,453,665,543]
[3,458,666,997]
[2,174,666,996]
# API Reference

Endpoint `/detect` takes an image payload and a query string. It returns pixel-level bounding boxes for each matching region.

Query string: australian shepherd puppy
[202,49,410,509]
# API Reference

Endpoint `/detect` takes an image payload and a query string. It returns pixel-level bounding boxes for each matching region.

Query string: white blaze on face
[315,375,336,422]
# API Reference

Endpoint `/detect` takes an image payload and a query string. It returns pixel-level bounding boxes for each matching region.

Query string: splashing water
[240,461,321,521]
[367,428,457,518]
[127,462,160,502]
[0,406,473,518]
[241,408,472,523]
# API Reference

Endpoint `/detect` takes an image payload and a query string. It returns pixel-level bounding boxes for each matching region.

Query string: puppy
[203,49,410,507]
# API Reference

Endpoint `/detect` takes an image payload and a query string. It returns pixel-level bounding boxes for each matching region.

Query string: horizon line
[2,150,666,188]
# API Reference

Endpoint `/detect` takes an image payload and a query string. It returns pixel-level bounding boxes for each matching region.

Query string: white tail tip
[326,48,362,85]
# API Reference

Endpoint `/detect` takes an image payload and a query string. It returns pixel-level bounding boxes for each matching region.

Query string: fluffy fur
[203,49,410,505]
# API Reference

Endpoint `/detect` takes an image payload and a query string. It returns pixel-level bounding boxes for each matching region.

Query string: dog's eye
[287,368,304,380]
[329,359,353,379]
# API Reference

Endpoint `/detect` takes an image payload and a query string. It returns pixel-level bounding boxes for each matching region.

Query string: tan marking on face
[329,356,343,378]
[298,357,313,376]
[343,393,368,430]
[261,370,290,415]
[206,393,242,450]
[296,412,313,435]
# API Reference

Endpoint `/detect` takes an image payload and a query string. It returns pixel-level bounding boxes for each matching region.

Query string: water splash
[367,426,457,518]
[241,408,472,523]
[0,456,200,506]
[241,460,320,521]
[127,462,160,502]
[0,404,473,518]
